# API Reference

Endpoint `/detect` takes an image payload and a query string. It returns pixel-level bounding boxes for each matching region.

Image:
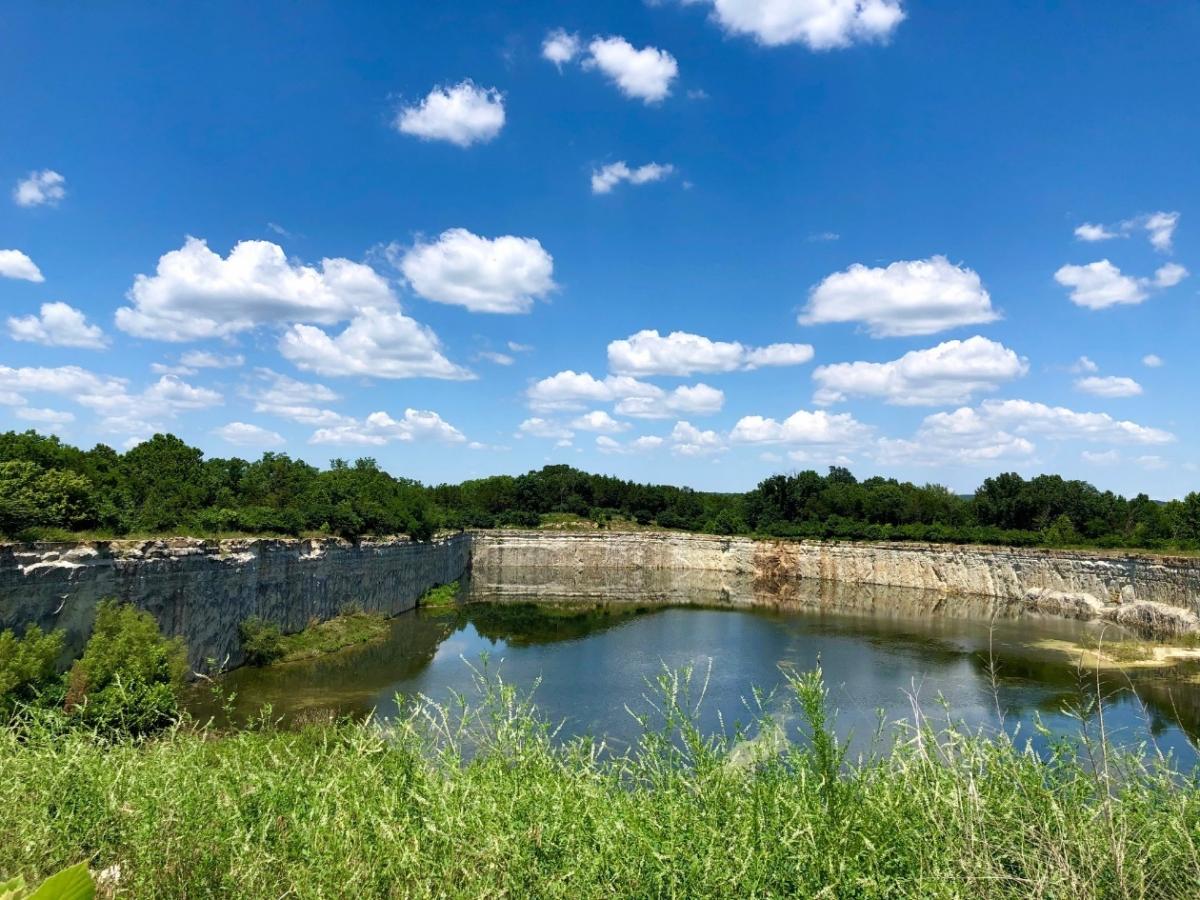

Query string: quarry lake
[189,590,1200,765]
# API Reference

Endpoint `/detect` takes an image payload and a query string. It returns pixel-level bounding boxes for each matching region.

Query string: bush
[239,617,284,666]
[0,625,64,712]
[64,600,187,735]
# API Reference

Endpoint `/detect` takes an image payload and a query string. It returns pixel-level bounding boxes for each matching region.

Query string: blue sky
[1,0,1196,496]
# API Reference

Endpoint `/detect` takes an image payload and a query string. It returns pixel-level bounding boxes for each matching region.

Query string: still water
[188,592,1200,766]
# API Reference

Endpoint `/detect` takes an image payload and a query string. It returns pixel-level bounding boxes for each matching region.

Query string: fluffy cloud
[8,302,108,349]
[518,417,575,440]
[608,329,813,376]
[1054,260,1144,308]
[1074,375,1143,398]
[800,256,998,337]
[396,228,555,313]
[0,366,126,409]
[596,434,665,454]
[730,408,872,445]
[477,351,515,366]
[1071,211,1180,252]
[14,407,74,429]
[310,409,466,445]
[1054,259,1188,309]
[872,399,1183,467]
[1074,223,1118,242]
[1145,211,1180,252]
[812,336,1027,406]
[73,374,222,437]
[1153,262,1188,288]
[591,162,675,194]
[525,369,724,419]
[1071,356,1099,374]
[614,383,725,419]
[679,0,906,49]
[670,421,724,456]
[542,29,581,67]
[1143,354,1164,368]
[0,249,44,282]
[213,422,285,447]
[181,350,244,368]
[117,237,396,340]
[585,37,678,103]
[394,81,505,147]
[279,307,471,380]
[13,170,66,207]
[1081,449,1120,465]
[571,410,631,433]
[246,369,346,426]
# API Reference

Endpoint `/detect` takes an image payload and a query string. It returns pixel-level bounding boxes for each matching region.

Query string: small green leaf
[26,863,94,900]
[0,874,27,900]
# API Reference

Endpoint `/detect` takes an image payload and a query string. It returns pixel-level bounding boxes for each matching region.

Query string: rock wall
[0,534,471,672]
[3,531,1198,675]
[470,532,1200,635]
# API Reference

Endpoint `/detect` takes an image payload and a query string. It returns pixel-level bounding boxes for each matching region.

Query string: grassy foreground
[3,669,1200,898]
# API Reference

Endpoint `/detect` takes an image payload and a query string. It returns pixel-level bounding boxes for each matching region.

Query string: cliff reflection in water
[187,571,1200,757]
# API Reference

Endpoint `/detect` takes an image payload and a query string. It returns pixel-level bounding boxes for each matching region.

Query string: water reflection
[187,579,1200,766]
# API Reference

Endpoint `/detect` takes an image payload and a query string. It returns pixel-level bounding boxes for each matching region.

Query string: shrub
[238,617,283,666]
[0,625,64,712]
[64,600,187,735]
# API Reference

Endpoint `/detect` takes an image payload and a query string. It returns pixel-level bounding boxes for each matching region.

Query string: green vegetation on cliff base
[238,610,390,666]
[1,428,1198,551]
[2,669,1200,898]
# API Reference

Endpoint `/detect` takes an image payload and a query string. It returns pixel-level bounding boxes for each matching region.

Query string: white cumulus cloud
[801,255,998,337]
[213,422,285,448]
[8,302,108,349]
[394,80,505,147]
[591,161,676,194]
[518,418,575,440]
[279,307,471,380]
[526,369,723,418]
[608,329,813,376]
[0,249,44,282]
[13,170,66,207]
[812,336,1027,406]
[1144,211,1180,253]
[1074,375,1143,398]
[1074,223,1118,242]
[585,37,679,104]
[117,237,396,340]
[542,29,582,67]
[570,410,631,433]
[679,0,906,50]
[730,408,872,445]
[1142,354,1164,368]
[396,228,555,314]
[311,409,466,446]
[670,420,725,456]
[1054,259,1188,309]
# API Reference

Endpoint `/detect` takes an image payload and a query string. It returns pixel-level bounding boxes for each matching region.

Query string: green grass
[2,667,1200,898]
[416,581,460,609]
[271,611,391,663]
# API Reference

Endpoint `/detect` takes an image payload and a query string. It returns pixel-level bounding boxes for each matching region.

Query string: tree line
[0,429,1197,550]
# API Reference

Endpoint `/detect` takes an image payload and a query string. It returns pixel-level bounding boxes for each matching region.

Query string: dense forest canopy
[0,429,1197,550]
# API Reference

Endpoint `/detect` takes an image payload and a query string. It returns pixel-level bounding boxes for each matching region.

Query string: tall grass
[2,666,1199,898]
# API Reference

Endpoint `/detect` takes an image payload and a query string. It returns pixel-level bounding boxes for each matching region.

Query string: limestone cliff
[0,534,471,671]
[2,530,1198,675]
[470,532,1200,635]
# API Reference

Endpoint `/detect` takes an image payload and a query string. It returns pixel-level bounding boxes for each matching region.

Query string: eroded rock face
[3,531,1198,675]
[0,535,471,672]
[470,532,1200,636]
